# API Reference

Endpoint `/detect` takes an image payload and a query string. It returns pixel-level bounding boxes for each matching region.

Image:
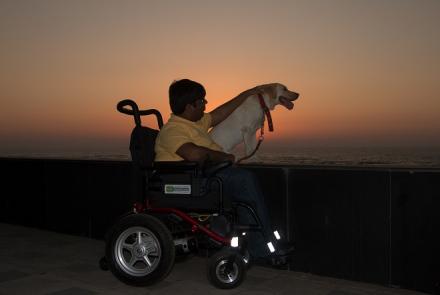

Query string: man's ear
[184,103,194,112]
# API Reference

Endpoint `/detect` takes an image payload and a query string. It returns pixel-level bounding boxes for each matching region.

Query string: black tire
[105,214,175,286]
[207,249,246,289]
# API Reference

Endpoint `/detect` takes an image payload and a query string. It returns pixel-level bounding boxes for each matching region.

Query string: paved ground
[0,223,425,295]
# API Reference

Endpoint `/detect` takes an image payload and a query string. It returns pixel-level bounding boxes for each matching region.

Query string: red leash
[258,93,274,132]
[236,94,273,164]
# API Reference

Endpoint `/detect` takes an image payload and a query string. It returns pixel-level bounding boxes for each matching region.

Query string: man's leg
[235,206,269,258]
[216,166,273,258]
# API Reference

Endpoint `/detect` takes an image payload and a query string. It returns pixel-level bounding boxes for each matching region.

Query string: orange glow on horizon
[1,1,440,153]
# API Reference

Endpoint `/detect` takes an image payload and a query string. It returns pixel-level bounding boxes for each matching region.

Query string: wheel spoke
[122,242,134,251]
[137,231,143,244]
[143,255,152,267]
[145,243,157,254]
[129,256,138,267]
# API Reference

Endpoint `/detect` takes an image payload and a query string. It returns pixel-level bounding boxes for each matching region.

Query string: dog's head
[261,83,299,110]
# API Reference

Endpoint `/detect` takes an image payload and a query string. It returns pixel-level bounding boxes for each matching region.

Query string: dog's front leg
[242,128,261,162]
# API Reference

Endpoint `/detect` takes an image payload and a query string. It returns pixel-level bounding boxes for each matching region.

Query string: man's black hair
[169,79,206,115]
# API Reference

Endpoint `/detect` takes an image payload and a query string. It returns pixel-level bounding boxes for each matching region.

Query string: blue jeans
[216,166,273,258]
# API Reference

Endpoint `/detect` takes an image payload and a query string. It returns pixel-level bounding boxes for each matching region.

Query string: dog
[210,83,299,161]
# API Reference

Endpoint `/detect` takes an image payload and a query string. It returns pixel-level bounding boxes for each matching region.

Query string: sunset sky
[1,0,439,155]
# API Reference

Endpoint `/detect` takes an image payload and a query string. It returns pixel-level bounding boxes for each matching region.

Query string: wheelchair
[102,99,270,289]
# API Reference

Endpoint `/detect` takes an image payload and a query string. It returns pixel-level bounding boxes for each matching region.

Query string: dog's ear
[263,85,279,110]
[265,85,277,101]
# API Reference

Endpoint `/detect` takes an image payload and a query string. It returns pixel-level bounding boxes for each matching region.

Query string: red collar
[258,93,274,132]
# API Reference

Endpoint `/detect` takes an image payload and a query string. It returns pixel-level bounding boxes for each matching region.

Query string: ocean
[255,147,440,168]
[2,146,440,169]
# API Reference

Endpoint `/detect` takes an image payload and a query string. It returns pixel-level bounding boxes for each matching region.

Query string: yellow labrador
[210,83,299,161]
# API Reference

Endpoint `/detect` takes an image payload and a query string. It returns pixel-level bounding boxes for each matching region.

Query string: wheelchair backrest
[117,99,227,212]
[130,125,158,169]
[117,99,163,169]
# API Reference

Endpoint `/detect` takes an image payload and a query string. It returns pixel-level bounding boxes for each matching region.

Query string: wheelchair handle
[117,99,164,129]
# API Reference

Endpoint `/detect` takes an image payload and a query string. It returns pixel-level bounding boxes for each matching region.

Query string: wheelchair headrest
[117,99,164,169]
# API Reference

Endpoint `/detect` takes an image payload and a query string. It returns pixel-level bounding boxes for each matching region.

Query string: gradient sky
[1,0,439,154]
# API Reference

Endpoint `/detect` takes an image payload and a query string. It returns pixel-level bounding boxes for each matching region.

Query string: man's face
[190,97,207,121]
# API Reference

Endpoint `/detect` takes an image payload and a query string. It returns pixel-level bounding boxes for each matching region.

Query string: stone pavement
[0,223,424,295]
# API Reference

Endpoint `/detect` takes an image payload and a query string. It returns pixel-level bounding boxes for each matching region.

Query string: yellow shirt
[154,113,223,161]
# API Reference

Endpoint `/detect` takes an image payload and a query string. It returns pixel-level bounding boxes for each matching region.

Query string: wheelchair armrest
[153,161,199,173]
[152,160,232,177]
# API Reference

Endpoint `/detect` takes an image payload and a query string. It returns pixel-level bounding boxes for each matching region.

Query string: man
[155,79,292,261]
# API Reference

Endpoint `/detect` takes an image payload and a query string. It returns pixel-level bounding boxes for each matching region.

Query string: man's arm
[176,142,234,164]
[209,86,265,127]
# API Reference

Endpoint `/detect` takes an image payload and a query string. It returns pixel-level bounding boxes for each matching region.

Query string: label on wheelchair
[164,184,191,195]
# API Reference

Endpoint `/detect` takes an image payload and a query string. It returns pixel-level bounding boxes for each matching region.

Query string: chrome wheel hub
[216,260,238,284]
[114,226,161,277]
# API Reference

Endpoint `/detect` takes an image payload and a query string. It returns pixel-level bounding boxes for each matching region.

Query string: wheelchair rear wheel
[106,214,175,286]
[207,249,246,289]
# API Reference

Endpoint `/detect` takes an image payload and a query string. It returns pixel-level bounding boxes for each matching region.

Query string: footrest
[269,255,289,269]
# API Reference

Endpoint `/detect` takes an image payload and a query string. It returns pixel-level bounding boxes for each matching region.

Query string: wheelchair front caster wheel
[207,249,246,289]
[99,256,109,271]
[105,214,175,286]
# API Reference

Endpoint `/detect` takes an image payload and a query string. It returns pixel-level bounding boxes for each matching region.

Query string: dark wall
[1,158,439,294]
[390,171,440,293]
[286,169,390,284]
[0,158,139,239]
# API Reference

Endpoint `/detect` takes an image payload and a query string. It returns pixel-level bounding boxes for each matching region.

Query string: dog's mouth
[279,96,295,110]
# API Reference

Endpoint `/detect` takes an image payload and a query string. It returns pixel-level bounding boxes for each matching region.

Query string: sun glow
[1,1,440,154]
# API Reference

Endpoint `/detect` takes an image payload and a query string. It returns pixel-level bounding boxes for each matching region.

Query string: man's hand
[253,83,278,95]
[225,153,235,163]
[247,85,266,97]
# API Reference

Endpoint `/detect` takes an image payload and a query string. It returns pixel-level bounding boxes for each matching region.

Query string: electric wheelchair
[102,99,271,289]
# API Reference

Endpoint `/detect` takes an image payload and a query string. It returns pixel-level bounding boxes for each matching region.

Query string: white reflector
[242,232,246,236]
[274,230,281,240]
[231,236,239,248]
[267,242,275,253]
